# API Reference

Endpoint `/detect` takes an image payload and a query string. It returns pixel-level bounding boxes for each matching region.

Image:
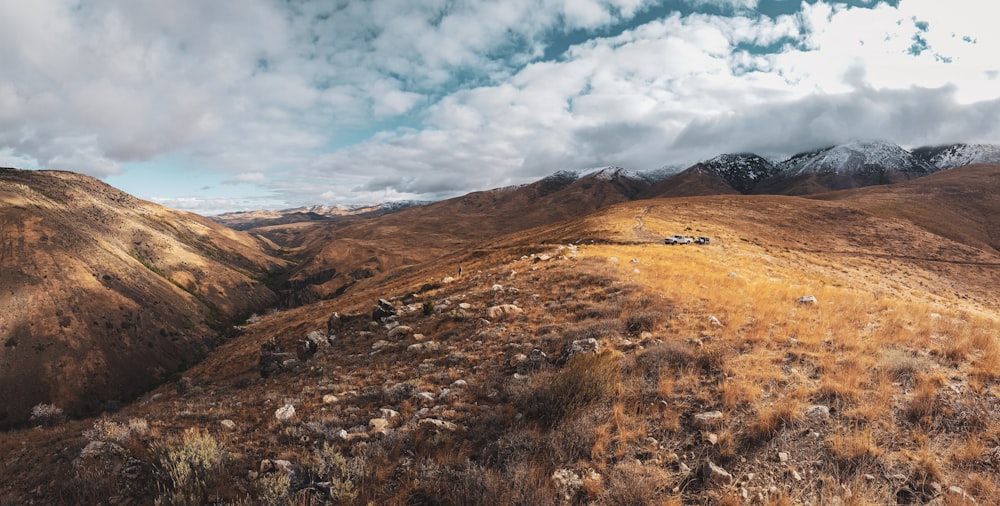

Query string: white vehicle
[664,234,693,245]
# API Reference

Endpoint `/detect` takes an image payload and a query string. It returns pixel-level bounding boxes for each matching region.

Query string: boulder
[259,338,292,378]
[275,404,296,422]
[568,338,600,356]
[372,299,397,321]
[487,304,523,321]
[797,295,818,305]
[804,405,831,419]
[419,418,460,431]
[387,326,413,340]
[220,419,236,430]
[701,461,734,488]
[692,411,724,430]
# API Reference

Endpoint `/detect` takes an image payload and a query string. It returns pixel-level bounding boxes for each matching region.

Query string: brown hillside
[0,169,288,428]
[641,166,740,198]
[2,172,997,504]
[266,169,651,306]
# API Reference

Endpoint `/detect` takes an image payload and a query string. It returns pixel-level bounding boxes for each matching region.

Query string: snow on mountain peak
[779,140,935,177]
[912,143,1000,170]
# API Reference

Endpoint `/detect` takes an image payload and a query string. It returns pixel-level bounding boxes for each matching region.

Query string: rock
[797,295,818,305]
[948,486,975,502]
[777,452,789,463]
[407,343,424,352]
[387,326,413,339]
[709,315,722,326]
[567,338,601,357]
[704,432,719,444]
[371,340,389,351]
[327,312,344,334]
[419,418,460,431]
[415,392,436,403]
[334,429,349,440]
[552,468,582,502]
[413,333,427,341]
[486,304,523,321]
[790,468,802,481]
[380,408,400,419]
[372,299,397,321]
[322,394,338,404]
[275,403,296,422]
[260,459,294,475]
[701,461,734,488]
[296,336,320,361]
[75,440,125,472]
[442,276,455,283]
[458,302,472,310]
[368,418,390,434]
[451,379,468,388]
[258,337,291,378]
[220,419,236,430]
[692,411,724,430]
[804,404,831,419]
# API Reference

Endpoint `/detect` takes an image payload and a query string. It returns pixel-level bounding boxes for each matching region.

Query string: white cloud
[1,1,999,210]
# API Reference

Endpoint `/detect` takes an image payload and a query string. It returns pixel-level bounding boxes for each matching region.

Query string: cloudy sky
[1,0,998,214]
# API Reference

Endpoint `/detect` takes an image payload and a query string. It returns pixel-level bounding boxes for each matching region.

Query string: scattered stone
[487,304,523,321]
[948,486,975,502]
[368,418,390,434]
[608,257,619,263]
[701,461,734,488]
[458,302,472,310]
[380,408,400,419]
[451,379,468,388]
[692,411,724,430]
[804,404,831,419]
[419,418,460,431]
[407,343,424,352]
[442,276,455,283]
[777,452,789,463]
[797,295,818,305]
[552,468,582,502]
[327,312,346,335]
[275,404,296,422]
[371,340,389,351]
[491,284,504,292]
[322,394,338,404]
[709,315,722,326]
[220,419,236,430]
[790,468,802,481]
[387,325,413,339]
[703,432,719,445]
[415,392,436,403]
[413,333,427,341]
[260,459,294,475]
[567,338,601,357]
[334,429,349,440]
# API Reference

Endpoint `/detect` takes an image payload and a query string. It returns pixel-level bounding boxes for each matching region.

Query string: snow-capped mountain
[694,153,779,193]
[777,141,936,178]
[911,143,1000,170]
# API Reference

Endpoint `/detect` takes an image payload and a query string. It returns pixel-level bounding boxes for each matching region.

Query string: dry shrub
[904,374,946,427]
[409,459,554,506]
[623,310,664,334]
[154,428,225,506]
[596,460,676,505]
[878,347,933,384]
[309,443,365,502]
[826,426,883,473]
[746,400,802,444]
[524,351,621,427]
[638,341,695,373]
[548,409,606,465]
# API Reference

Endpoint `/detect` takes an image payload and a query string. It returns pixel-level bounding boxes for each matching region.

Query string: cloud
[1,1,999,210]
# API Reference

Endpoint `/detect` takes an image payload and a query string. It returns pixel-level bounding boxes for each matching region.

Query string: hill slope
[0,168,288,428]
[2,166,998,504]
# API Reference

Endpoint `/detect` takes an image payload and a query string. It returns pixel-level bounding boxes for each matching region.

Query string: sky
[1,0,998,215]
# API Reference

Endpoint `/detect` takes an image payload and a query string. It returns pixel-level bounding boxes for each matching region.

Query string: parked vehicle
[664,234,693,245]
[695,237,710,245]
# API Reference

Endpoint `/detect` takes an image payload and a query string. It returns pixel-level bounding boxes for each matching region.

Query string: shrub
[525,351,621,427]
[154,428,225,506]
[310,443,365,502]
[623,310,663,334]
[30,403,64,426]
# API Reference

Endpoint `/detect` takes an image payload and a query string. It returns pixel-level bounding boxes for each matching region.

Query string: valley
[1,163,998,504]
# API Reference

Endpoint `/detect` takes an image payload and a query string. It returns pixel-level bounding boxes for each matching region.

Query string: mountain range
[0,141,999,504]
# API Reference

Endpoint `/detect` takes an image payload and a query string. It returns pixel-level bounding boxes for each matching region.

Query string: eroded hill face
[2,166,998,504]
[0,169,289,428]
